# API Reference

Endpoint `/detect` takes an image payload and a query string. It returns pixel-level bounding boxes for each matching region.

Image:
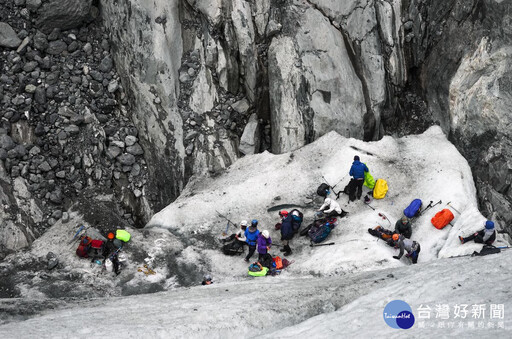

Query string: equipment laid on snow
[310,242,335,247]
[420,200,442,215]
[431,209,454,229]
[368,226,395,247]
[378,212,391,226]
[69,225,86,244]
[447,201,461,214]
[308,218,337,244]
[76,235,93,258]
[404,199,422,218]
[116,230,131,242]
[316,183,330,198]
[373,179,388,199]
[138,264,156,275]
[222,240,244,256]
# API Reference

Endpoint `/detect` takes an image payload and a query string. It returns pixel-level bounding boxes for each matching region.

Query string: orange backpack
[273,256,283,269]
[431,209,454,229]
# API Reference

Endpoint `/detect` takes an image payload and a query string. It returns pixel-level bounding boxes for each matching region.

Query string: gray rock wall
[404,0,512,232]
[100,0,185,219]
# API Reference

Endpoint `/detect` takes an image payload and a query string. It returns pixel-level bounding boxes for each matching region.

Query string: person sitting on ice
[394,216,412,239]
[392,233,421,264]
[459,220,496,245]
[318,197,344,218]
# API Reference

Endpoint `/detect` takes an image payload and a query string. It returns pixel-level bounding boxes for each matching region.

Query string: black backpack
[316,183,330,198]
[343,179,357,201]
[222,241,244,256]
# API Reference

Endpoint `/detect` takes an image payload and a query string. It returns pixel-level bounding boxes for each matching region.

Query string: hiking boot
[284,250,292,256]
[280,248,286,252]
[244,258,249,262]
[459,236,464,244]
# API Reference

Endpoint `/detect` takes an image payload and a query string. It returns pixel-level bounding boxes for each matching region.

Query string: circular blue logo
[383,300,415,329]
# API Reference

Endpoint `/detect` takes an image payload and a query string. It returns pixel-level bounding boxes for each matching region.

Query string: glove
[393,256,400,260]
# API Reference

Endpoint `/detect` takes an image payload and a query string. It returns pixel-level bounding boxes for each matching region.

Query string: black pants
[245,245,256,261]
[355,178,364,199]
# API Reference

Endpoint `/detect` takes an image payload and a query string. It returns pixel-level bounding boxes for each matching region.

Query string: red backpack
[76,236,93,258]
[431,209,454,229]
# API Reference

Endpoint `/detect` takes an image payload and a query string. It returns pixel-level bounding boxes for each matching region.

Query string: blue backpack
[308,222,334,243]
[404,199,422,218]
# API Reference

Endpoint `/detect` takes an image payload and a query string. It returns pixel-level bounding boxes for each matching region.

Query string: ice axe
[446,201,461,214]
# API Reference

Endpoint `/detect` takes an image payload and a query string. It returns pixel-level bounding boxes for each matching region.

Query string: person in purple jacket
[257,230,272,262]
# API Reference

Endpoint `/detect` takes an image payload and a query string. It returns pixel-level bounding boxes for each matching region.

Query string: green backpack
[248,265,268,277]
[363,164,375,189]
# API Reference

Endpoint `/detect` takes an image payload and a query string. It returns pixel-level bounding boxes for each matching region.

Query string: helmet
[392,233,399,241]
[204,274,212,281]
[485,220,495,229]
[240,220,248,227]
[324,198,332,205]
[107,232,115,240]
[262,230,269,238]
[279,210,289,217]
[401,216,408,223]
[354,155,360,161]
[251,219,258,227]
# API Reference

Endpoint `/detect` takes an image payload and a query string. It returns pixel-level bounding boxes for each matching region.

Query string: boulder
[0,22,22,48]
[36,0,93,32]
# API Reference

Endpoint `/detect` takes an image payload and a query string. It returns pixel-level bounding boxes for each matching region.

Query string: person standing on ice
[459,220,496,245]
[279,211,294,256]
[394,216,412,239]
[244,220,260,262]
[318,197,343,217]
[392,234,421,264]
[257,230,272,262]
[349,155,369,200]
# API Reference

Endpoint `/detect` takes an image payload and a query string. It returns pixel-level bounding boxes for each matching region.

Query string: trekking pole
[365,203,376,211]
[321,175,342,198]
[216,210,238,228]
[378,212,391,226]
[419,201,433,215]
[447,202,461,214]
[331,175,347,190]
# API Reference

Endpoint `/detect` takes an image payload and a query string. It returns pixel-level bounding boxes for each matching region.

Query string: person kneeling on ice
[392,234,421,264]
[257,230,272,262]
[395,216,412,239]
[223,220,248,246]
[459,220,496,245]
[244,220,260,262]
[318,197,344,218]
[279,211,294,256]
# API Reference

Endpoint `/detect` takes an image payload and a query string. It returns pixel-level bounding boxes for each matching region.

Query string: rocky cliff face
[0,0,511,257]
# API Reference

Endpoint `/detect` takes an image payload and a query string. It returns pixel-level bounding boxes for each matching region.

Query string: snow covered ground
[0,251,510,338]
[1,126,510,337]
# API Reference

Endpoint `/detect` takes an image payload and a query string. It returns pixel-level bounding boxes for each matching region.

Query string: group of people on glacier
[217,155,498,280]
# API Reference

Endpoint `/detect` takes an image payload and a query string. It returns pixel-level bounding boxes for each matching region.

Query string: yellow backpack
[373,179,388,199]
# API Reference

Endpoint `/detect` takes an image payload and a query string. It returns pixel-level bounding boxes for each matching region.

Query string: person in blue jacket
[349,155,369,200]
[244,220,260,262]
